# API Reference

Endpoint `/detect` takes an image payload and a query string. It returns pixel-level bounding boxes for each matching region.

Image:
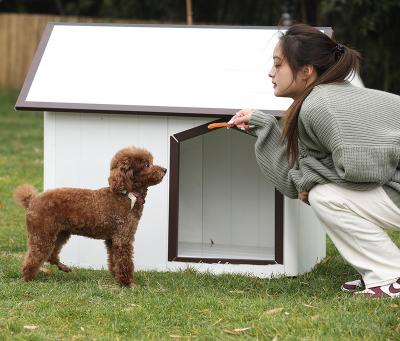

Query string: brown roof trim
[15,22,332,116]
[324,27,334,38]
[38,22,334,30]
[15,23,54,111]
[15,100,284,118]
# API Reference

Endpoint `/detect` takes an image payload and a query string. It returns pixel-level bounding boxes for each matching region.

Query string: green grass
[0,90,399,340]
[0,90,43,253]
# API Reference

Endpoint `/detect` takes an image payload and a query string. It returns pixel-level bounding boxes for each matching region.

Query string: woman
[228,24,400,298]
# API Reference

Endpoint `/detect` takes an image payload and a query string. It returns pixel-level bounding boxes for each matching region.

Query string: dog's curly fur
[13,147,166,287]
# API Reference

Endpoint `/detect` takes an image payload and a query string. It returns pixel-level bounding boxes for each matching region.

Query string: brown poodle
[13,147,166,287]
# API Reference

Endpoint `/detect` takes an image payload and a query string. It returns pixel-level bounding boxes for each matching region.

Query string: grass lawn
[0,90,399,340]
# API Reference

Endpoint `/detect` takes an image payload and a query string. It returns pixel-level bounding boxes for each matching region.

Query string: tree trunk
[186,0,193,25]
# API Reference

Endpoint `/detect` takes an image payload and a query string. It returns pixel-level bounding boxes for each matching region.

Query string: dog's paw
[57,262,71,272]
[119,280,136,288]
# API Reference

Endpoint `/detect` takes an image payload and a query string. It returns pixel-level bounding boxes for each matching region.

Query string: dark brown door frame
[168,119,284,265]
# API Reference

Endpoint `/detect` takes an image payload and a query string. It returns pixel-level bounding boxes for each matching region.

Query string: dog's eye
[145,163,150,168]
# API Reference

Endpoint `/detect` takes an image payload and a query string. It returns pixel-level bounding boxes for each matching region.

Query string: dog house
[15,23,339,278]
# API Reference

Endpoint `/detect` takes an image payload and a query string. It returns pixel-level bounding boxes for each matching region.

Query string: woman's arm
[230,108,340,199]
[248,110,299,198]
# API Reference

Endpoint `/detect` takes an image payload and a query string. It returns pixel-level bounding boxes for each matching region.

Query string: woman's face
[268,42,306,100]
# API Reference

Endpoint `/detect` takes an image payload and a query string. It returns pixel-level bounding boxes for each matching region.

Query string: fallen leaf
[263,307,284,315]
[303,304,315,308]
[223,330,239,335]
[123,303,142,312]
[223,327,251,335]
[211,318,223,326]
[24,325,38,331]
[196,309,210,313]
[389,304,398,308]
[272,337,279,341]
[39,267,51,274]
[169,335,197,339]
[176,288,187,292]
[71,336,85,341]
[155,282,167,292]
[80,327,85,331]
[154,287,167,293]
[121,306,133,312]
[229,290,245,294]
[284,312,290,315]
[311,315,320,321]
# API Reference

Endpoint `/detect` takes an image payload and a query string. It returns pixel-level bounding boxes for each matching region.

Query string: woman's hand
[227,109,252,130]
[298,191,310,205]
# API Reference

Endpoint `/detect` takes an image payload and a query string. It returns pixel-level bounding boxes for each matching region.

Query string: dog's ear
[108,167,126,193]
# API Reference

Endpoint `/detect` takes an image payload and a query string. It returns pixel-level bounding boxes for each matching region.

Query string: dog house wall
[16,23,330,277]
[42,110,325,277]
[43,111,214,270]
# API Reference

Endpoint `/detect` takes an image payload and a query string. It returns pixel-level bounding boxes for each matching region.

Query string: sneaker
[353,278,400,298]
[341,278,365,293]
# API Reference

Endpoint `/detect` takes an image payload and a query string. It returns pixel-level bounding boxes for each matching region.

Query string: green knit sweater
[249,81,400,208]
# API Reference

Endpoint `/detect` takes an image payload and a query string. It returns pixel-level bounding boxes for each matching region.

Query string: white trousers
[308,183,400,288]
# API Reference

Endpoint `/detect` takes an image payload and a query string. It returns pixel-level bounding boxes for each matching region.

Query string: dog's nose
[162,167,167,174]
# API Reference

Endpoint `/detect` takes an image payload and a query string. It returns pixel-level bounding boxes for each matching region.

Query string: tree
[316,0,400,93]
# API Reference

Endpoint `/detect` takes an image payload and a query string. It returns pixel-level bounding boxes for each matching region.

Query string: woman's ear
[108,167,126,193]
[301,65,316,81]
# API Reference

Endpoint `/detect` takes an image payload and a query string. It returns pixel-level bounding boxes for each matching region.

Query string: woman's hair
[279,24,361,167]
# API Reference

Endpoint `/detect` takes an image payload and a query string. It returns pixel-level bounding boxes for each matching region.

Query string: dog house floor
[178,241,274,260]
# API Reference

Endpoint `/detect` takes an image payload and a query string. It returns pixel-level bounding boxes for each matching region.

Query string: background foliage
[0,0,399,94]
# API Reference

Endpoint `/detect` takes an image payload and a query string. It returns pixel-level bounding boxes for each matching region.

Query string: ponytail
[279,24,361,167]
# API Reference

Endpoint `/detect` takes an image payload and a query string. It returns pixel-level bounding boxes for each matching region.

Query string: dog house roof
[16,23,333,118]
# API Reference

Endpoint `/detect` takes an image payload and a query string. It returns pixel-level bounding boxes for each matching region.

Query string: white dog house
[16,23,333,278]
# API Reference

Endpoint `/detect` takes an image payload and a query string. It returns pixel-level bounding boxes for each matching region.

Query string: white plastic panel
[49,113,213,270]
[50,112,169,270]
[26,24,293,111]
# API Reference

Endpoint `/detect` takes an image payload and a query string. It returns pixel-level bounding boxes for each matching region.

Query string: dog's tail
[13,184,39,209]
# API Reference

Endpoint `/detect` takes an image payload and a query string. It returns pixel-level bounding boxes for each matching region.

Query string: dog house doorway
[169,121,284,265]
